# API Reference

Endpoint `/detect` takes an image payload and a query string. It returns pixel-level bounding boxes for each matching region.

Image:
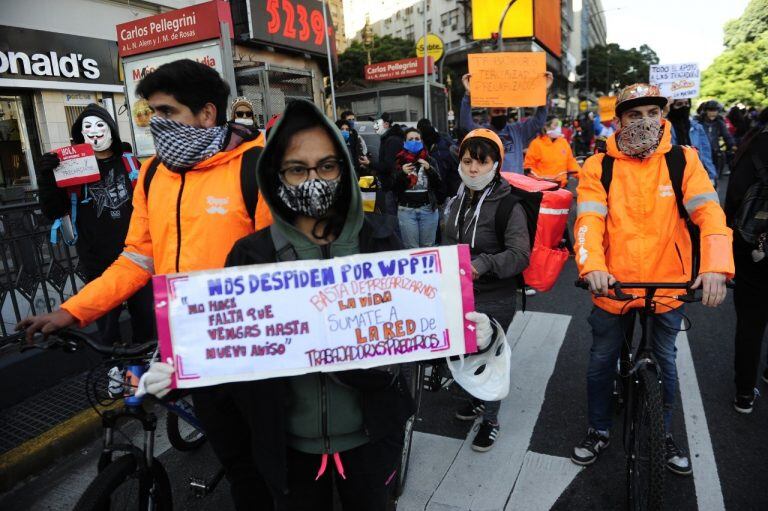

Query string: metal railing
[0,201,85,348]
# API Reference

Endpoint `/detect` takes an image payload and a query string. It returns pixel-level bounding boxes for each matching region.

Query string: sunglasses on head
[235,111,253,118]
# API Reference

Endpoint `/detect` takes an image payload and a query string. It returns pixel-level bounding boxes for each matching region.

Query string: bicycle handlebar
[24,329,157,358]
[574,279,735,302]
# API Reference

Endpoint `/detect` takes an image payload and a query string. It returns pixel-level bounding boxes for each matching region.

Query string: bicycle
[396,360,455,497]
[22,329,215,510]
[574,279,729,511]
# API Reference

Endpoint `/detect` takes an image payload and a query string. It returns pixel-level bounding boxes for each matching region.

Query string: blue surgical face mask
[347,119,355,129]
[341,130,350,142]
[404,140,424,154]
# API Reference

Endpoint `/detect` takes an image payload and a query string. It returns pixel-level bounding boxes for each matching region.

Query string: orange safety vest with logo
[62,135,272,325]
[574,122,734,314]
[524,135,581,187]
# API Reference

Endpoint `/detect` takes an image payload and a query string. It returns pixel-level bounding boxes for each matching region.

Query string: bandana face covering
[278,177,341,218]
[616,117,663,159]
[458,162,498,191]
[150,116,228,171]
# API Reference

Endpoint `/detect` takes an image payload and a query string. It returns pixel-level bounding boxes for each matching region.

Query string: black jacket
[222,216,414,491]
[376,125,405,190]
[725,128,768,285]
[37,104,133,277]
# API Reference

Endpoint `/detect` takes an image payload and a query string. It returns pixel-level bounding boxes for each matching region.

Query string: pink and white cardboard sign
[53,144,100,188]
[153,245,477,389]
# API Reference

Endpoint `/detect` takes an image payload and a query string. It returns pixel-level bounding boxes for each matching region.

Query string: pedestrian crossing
[397,311,724,511]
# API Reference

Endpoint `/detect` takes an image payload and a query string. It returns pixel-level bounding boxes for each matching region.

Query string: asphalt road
[2,171,766,510]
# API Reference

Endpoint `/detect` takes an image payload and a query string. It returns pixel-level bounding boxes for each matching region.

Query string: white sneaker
[524,287,537,296]
[107,366,125,397]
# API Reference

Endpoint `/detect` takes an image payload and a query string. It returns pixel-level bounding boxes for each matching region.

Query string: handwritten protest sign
[467,52,546,108]
[649,63,700,99]
[53,144,100,188]
[153,245,477,389]
[598,96,616,120]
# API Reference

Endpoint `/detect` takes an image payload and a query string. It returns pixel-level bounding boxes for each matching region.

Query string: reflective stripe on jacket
[62,136,269,325]
[574,121,734,314]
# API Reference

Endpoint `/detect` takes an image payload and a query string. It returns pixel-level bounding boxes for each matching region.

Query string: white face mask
[81,115,113,152]
[234,118,255,126]
[375,120,387,135]
[546,126,563,138]
[458,162,498,191]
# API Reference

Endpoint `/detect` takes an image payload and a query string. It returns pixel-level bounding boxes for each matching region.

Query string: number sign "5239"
[253,0,335,56]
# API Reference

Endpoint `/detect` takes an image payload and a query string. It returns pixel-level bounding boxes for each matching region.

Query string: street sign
[364,57,435,81]
[416,33,444,62]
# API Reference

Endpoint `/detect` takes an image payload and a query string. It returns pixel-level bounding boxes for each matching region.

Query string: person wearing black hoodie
[375,112,405,218]
[36,103,155,345]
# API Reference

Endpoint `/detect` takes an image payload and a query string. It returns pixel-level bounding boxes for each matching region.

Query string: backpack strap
[665,145,701,279]
[142,157,162,200]
[493,194,518,249]
[270,224,298,262]
[240,146,262,222]
[600,154,614,194]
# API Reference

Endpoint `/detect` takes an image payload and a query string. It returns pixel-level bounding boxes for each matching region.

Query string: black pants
[273,437,402,511]
[87,272,155,345]
[192,384,276,511]
[193,384,401,511]
[733,245,768,396]
[468,294,516,423]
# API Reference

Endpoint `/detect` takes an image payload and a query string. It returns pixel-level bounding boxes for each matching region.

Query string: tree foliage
[723,0,768,49]
[701,35,768,107]
[576,43,659,95]
[701,0,768,107]
[335,35,416,87]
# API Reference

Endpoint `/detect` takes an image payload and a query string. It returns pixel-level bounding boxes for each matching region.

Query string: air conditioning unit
[451,24,458,30]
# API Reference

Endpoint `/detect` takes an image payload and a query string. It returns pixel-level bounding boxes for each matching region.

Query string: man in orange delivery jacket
[570,84,734,476]
[20,59,271,334]
[523,116,581,187]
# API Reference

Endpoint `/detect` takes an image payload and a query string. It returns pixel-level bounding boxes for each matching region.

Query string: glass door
[0,95,37,189]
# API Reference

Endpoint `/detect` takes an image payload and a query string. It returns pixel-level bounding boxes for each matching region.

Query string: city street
[2,260,766,511]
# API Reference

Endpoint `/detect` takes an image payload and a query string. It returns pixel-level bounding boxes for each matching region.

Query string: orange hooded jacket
[574,121,734,314]
[524,134,581,187]
[61,135,271,325]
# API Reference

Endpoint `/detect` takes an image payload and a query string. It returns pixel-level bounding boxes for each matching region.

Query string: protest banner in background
[153,245,477,389]
[649,63,700,99]
[53,144,100,188]
[467,52,546,107]
[598,96,616,120]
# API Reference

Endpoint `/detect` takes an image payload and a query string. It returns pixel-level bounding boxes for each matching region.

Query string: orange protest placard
[467,52,546,108]
[598,96,616,120]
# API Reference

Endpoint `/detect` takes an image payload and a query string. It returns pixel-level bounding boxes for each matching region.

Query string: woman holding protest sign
[442,128,531,452]
[138,100,501,510]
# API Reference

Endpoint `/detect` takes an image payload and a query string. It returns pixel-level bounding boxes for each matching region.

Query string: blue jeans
[398,205,439,249]
[586,306,684,434]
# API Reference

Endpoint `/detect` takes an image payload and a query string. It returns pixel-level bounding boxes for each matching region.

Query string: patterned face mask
[278,177,341,218]
[616,117,663,158]
[150,116,228,171]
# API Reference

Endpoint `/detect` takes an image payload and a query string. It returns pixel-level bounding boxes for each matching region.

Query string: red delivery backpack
[500,172,572,292]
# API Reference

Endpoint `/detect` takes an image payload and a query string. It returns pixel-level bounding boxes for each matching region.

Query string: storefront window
[0,92,40,189]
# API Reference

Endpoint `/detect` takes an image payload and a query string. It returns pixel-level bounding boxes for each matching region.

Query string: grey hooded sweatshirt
[442,177,530,298]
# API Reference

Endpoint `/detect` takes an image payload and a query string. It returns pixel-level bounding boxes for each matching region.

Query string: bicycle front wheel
[166,397,206,451]
[396,362,425,497]
[628,365,666,511]
[74,454,173,511]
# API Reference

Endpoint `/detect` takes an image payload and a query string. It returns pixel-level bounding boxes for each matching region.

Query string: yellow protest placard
[598,96,617,120]
[467,52,546,108]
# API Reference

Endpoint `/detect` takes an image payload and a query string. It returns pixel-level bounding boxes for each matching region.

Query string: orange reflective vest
[524,135,581,187]
[574,122,734,314]
[62,136,271,325]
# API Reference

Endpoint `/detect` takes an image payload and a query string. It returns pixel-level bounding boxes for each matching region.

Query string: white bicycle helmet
[447,319,511,402]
